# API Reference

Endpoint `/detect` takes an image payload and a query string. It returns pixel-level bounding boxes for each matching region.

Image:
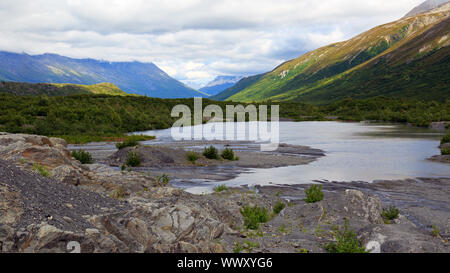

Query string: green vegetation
[304,185,324,203]
[441,134,450,145]
[32,163,51,178]
[203,146,219,160]
[240,205,271,230]
[382,206,400,223]
[272,201,286,215]
[324,221,367,253]
[221,148,238,161]
[233,241,259,253]
[71,150,94,164]
[116,135,152,149]
[186,151,200,163]
[126,151,141,167]
[432,225,440,237]
[111,186,126,199]
[441,148,450,155]
[155,174,170,187]
[213,184,229,193]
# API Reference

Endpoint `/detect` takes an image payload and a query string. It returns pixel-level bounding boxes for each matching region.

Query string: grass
[304,185,324,203]
[432,225,440,237]
[71,150,93,164]
[233,240,259,253]
[240,205,271,230]
[55,134,155,145]
[155,174,170,187]
[116,135,153,149]
[213,184,228,193]
[126,151,141,167]
[186,151,200,163]
[203,146,219,160]
[324,221,367,253]
[382,206,400,223]
[110,186,126,199]
[272,201,286,215]
[32,163,51,178]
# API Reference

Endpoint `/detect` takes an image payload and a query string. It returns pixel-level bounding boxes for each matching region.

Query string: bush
[304,185,324,203]
[116,138,138,149]
[32,163,51,178]
[213,184,228,193]
[441,134,450,145]
[382,206,399,221]
[186,151,200,163]
[203,146,219,160]
[324,221,366,253]
[71,150,93,164]
[155,174,170,187]
[441,148,450,155]
[240,205,270,230]
[221,148,235,160]
[273,201,286,215]
[126,151,141,167]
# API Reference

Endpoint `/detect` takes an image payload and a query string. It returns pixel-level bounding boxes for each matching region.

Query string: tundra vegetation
[71,150,94,164]
[304,185,324,203]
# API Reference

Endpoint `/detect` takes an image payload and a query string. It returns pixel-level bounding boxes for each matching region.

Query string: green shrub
[432,225,440,237]
[213,184,228,193]
[441,134,450,145]
[203,146,219,160]
[324,221,367,253]
[155,174,170,187]
[441,148,450,155]
[382,206,400,221]
[240,205,270,230]
[304,185,324,203]
[126,151,141,167]
[186,151,200,163]
[116,138,138,149]
[32,163,51,178]
[221,148,235,160]
[273,201,286,215]
[71,150,94,164]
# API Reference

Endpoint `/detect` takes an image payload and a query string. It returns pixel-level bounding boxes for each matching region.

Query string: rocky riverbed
[0,132,449,253]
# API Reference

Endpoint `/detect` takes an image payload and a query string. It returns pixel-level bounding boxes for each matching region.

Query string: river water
[136,121,449,192]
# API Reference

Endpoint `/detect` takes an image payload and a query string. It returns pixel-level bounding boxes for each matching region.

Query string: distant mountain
[199,76,243,95]
[0,82,132,97]
[0,52,206,98]
[224,3,450,104]
[211,74,266,101]
[405,0,449,17]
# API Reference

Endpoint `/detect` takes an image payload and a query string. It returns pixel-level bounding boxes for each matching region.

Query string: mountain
[199,76,243,95]
[211,73,267,101]
[405,0,449,17]
[0,52,206,98]
[0,82,132,97]
[223,3,450,104]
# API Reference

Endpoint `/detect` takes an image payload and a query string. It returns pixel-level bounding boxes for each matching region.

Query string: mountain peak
[199,75,243,95]
[404,0,450,17]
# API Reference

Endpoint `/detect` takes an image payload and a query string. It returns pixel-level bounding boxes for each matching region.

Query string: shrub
[272,201,286,215]
[324,221,367,253]
[71,150,94,164]
[116,138,138,149]
[441,148,450,155]
[432,225,440,237]
[441,134,450,145]
[32,163,51,178]
[186,151,200,163]
[382,206,399,221]
[304,185,324,203]
[213,184,228,193]
[126,151,141,167]
[155,174,170,187]
[221,148,235,160]
[240,205,270,230]
[110,186,126,199]
[203,146,219,159]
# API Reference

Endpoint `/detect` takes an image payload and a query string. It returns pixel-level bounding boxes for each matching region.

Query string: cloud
[0,0,424,88]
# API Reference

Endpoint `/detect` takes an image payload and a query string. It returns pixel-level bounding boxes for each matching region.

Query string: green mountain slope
[0,81,132,97]
[227,4,450,104]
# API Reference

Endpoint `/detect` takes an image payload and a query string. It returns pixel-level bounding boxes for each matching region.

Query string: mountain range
[0,52,207,98]
[215,1,450,104]
[404,0,449,17]
[199,76,243,95]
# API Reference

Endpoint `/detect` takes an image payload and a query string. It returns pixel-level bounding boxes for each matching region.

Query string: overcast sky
[0,0,423,88]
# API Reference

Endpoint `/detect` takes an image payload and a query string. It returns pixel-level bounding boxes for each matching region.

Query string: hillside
[0,52,206,98]
[0,81,131,97]
[222,3,450,104]
[199,76,243,95]
[404,0,449,17]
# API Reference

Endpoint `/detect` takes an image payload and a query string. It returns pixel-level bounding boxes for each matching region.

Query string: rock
[345,189,384,224]
[429,122,446,131]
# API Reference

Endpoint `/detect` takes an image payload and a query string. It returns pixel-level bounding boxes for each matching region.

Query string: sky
[0,0,424,89]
